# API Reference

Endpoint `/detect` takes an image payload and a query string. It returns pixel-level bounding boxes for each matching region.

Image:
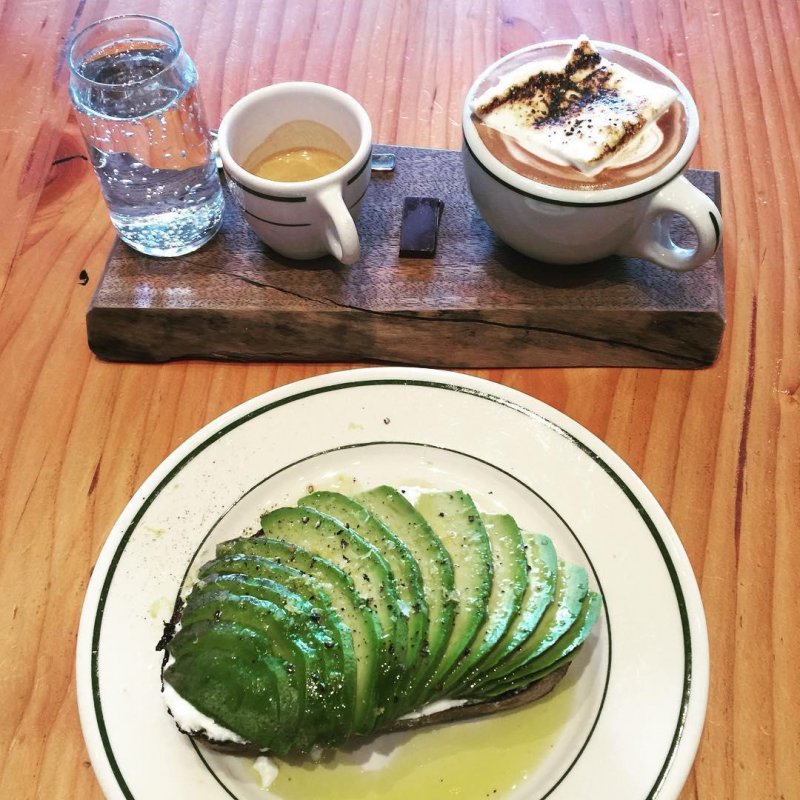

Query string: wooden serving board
[87,145,724,368]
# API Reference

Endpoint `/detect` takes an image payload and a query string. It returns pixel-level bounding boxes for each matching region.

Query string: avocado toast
[159,486,602,755]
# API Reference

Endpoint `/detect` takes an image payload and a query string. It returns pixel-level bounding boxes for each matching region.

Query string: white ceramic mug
[462,41,722,271]
[218,82,372,265]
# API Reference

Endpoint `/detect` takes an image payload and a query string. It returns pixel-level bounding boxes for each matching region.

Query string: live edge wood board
[87,145,724,368]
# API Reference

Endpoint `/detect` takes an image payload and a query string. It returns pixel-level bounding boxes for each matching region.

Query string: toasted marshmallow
[472,36,678,176]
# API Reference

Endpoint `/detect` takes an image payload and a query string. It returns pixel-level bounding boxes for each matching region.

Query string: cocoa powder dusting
[475,39,644,163]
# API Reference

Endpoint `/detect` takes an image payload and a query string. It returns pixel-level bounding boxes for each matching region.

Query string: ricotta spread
[252,756,280,789]
[162,680,248,744]
[397,697,469,720]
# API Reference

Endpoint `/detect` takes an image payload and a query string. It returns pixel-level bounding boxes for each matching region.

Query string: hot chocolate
[470,37,689,191]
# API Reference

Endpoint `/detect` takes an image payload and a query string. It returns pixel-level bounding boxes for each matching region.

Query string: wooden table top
[1,1,797,798]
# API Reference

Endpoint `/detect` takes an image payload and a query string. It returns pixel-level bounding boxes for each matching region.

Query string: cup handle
[317,186,360,265]
[619,175,722,271]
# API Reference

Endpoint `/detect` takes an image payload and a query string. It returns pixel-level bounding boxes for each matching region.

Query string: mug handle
[619,175,722,271]
[318,186,360,265]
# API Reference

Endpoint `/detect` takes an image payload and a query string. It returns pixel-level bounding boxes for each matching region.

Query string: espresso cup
[218,82,372,265]
[462,41,722,271]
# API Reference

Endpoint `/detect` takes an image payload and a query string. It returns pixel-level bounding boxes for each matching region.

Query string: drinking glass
[68,15,224,257]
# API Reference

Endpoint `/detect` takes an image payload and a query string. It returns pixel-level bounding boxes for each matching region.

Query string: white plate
[77,367,708,800]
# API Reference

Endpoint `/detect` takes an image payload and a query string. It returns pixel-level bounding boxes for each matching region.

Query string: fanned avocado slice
[442,513,528,695]
[481,591,603,698]
[464,559,589,696]
[184,571,354,746]
[178,586,319,746]
[299,491,429,673]
[414,490,492,698]
[161,486,604,755]
[457,530,557,690]
[164,620,295,754]
[203,546,381,736]
[259,507,406,715]
[356,486,457,707]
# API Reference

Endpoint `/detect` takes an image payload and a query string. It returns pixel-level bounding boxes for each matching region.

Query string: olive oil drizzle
[267,681,575,799]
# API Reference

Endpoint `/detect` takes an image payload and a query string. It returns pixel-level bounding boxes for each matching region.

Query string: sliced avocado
[182,572,354,746]
[482,590,603,697]
[414,490,492,697]
[202,546,380,735]
[191,570,352,691]
[164,620,294,754]
[182,562,356,749]
[259,506,408,682]
[257,507,407,721]
[299,491,429,672]
[442,512,528,694]
[178,586,318,745]
[166,652,283,749]
[356,485,457,707]
[458,530,557,689]
[463,559,588,697]
[515,605,602,685]
[162,487,605,753]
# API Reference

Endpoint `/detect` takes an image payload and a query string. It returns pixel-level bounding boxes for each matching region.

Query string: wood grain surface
[87,154,725,368]
[1,1,798,799]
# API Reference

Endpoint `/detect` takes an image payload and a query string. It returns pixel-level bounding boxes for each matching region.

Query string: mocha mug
[462,40,722,271]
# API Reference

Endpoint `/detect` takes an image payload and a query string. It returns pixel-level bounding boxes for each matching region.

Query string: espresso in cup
[243,120,353,182]
[217,82,372,265]
[462,37,723,270]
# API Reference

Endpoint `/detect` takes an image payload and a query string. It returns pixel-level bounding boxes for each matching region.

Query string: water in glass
[69,17,223,256]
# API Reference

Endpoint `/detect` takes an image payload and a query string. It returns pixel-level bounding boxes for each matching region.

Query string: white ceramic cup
[462,41,722,271]
[218,82,372,265]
